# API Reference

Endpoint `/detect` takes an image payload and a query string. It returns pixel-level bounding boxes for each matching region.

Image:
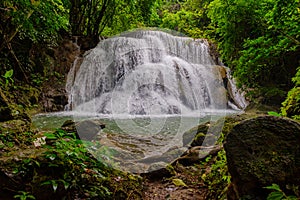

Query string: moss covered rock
[225,116,300,200]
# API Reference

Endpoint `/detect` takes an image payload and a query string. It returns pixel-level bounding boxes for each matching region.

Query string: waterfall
[66,30,247,115]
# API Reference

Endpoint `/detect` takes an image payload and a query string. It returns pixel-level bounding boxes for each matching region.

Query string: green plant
[14,191,36,200]
[41,130,114,197]
[265,184,298,200]
[201,149,230,199]
[30,74,47,86]
[41,179,70,193]
[281,67,300,120]
[268,111,282,117]
[2,69,14,87]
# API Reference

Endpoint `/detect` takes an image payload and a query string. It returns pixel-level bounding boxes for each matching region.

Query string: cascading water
[62,30,247,173]
[66,30,247,115]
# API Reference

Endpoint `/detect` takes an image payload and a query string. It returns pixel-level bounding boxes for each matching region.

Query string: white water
[66,30,247,115]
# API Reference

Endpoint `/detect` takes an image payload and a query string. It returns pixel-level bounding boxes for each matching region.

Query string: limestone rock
[224,116,300,199]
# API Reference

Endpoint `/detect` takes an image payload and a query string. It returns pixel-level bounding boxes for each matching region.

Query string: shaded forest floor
[142,163,208,200]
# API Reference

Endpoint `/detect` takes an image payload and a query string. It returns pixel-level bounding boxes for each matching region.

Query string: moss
[281,87,300,120]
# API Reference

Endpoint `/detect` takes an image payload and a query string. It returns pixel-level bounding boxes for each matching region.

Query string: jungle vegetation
[0,0,299,113]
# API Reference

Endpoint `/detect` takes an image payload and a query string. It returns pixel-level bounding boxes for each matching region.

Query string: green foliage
[14,191,36,200]
[154,0,212,38]
[265,184,298,200]
[207,0,300,92]
[267,111,282,117]
[102,1,145,36]
[201,149,230,199]
[2,69,14,88]
[281,87,300,119]
[1,0,68,44]
[69,0,158,37]
[208,0,266,66]
[281,67,300,119]
[30,74,48,86]
[0,0,69,83]
[172,178,187,187]
[1,129,142,199]
[0,122,34,150]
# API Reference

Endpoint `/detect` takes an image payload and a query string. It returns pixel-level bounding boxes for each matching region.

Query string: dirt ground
[142,163,209,200]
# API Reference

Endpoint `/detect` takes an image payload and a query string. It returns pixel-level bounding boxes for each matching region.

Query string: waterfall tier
[66,30,247,115]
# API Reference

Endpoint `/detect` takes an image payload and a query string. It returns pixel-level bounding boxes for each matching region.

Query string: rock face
[224,116,300,199]
[41,86,68,112]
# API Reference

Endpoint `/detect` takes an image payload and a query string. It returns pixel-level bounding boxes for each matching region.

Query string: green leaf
[265,183,281,191]
[43,133,57,140]
[60,180,70,190]
[267,111,281,117]
[172,178,187,187]
[3,69,13,79]
[266,191,284,200]
[287,196,298,200]
[41,180,52,186]
[52,181,58,192]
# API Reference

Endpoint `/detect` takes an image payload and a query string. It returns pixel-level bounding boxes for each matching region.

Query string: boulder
[182,122,210,147]
[224,116,300,199]
[61,119,105,140]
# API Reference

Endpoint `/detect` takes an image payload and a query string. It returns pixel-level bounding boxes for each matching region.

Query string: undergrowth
[0,129,142,199]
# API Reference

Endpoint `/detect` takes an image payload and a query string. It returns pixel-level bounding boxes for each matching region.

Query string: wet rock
[183,118,226,148]
[182,122,210,147]
[174,145,222,166]
[41,87,68,112]
[224,116,300,200]
[61,119,105,140]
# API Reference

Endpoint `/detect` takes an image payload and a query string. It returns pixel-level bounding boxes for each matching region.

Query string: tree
[207,0,268,67]
[69,0,158,38]
[69,0,115,39]
[207,0,300,92]
[0,0,68,80]
[153,0,213,38]
[234,0,300,88]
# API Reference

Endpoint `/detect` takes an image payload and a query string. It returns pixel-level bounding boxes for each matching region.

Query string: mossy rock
[183,113,258,148]
[281,87,300,120]
[225,116,300,199]
[182,122,210,147]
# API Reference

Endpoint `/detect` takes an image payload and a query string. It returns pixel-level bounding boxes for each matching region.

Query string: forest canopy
[0,0,299,111]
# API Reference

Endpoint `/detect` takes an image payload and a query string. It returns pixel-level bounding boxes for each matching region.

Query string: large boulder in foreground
[224,116,300,199]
